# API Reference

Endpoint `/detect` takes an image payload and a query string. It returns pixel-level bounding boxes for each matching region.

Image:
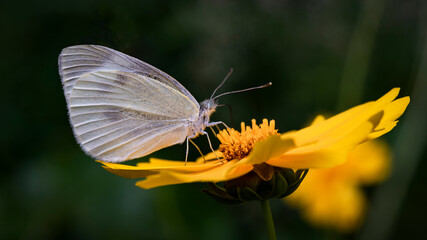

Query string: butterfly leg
[185,134,207,165]
[189,139,206,163]
[207,121,229,138]
[185,137,190,165]
[209,126,217,135]
[207,121,229,129]
[201,130,223,163]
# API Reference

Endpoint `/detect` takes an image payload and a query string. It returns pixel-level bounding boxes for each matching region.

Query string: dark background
[1,0,426,239]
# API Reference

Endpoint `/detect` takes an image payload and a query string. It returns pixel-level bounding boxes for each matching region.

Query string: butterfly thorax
[188,99,217,137]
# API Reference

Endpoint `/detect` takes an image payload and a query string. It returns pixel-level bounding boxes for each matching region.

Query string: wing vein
[79,119,135,144]
[75,78,140,97]
[94,125,175,156]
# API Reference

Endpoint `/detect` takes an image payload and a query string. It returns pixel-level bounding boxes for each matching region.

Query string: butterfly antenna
[210,68,234,100]
[212,82,272,100]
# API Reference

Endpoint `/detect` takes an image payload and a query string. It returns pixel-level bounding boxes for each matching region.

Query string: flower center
[216,119,279,161]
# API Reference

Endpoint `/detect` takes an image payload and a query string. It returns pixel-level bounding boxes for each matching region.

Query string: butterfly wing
[68,70,200,162]
[58,44,198,107]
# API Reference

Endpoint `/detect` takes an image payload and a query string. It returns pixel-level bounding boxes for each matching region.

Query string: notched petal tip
[368,111,384,129]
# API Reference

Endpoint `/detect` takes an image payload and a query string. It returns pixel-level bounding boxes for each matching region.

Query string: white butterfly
[59,45,270,163]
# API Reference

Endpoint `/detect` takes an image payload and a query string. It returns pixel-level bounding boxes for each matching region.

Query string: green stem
[260,199,277,240]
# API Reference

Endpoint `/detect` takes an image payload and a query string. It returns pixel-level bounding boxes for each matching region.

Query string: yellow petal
[378,96,409,124]
[226,134,295,174]
[303,184,366,232]
[285,139,390,232]
[311,115,326,125]
[136,159,253,189]
[270,88,409,169]
[282,102,371,147]
[367,121,397,139]
[194,151,224,163]
[240,135,295,166]
[99,158,222,179]
[340,140,391,184]
[144,158,222,173]
[285,88,406,148]
[136,173,184,189]
[268,119,374,168]
[99,161,157,179]
[368,96,410,139]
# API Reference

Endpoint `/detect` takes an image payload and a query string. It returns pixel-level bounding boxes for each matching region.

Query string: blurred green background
[1,0,426,239]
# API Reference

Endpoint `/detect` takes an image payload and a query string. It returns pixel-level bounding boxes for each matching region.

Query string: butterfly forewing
[59,45,198,106]
[68,70,199,162]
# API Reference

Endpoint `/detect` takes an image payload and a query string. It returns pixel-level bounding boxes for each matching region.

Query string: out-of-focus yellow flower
[100,88,409,193]
[285,139,390,232]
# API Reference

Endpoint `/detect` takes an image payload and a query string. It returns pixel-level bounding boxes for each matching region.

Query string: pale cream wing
[68,70,200,162]
[59,45,198,106]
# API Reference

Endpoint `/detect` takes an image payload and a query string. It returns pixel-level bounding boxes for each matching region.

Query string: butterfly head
[199,98,218,124]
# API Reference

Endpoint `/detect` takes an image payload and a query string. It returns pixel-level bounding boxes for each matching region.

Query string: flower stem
[260,199,277,240]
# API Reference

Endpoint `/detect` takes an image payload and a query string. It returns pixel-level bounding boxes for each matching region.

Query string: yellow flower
[100,88,409,193]
[101,119,294,190]
[285,139,390,232]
